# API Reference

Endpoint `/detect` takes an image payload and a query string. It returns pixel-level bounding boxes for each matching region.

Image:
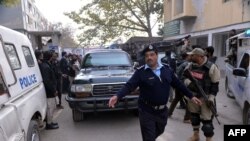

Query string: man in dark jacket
[40,51,59,130]
[204,46,217,63]
[161,50,176,72]
[161,50,176,102]
[60,51,70,93]
[168,53,192,123]
[109,45,202,141]
[51,52,64,109]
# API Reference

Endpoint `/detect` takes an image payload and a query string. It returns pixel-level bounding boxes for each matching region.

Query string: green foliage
[0,0,20,7]
[65,0,163,45]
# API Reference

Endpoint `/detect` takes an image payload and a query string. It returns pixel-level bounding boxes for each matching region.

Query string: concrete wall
[163,0,250,57]
[0,0,50,32]
[201,0,246,30]
[164,0,172,23]
[164,0,250,33]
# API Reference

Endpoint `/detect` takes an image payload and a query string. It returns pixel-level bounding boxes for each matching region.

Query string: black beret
[142,44,158,55]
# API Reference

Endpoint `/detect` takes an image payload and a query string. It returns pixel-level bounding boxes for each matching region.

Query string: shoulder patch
[136,65,145,70]
[162,63,170,67]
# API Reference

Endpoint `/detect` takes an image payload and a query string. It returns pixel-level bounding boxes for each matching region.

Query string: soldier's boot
[188,131,200,141]
[206,137,213,141]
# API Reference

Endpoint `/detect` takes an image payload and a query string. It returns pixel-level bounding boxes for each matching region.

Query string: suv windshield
[82,52,132,68]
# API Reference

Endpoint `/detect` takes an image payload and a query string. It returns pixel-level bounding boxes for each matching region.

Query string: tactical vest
[188,61,213,95]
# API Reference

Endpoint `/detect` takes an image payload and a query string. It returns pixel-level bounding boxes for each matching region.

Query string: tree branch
[120,0,148,30]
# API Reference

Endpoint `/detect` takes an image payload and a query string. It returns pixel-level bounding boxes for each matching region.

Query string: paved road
[40,98,142,141]
[40,77,242,141]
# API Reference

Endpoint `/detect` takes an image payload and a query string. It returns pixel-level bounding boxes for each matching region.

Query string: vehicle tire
[243,103,250,125]
[225,78,235,99]
[27,120,40,141]
[72,109,85,122]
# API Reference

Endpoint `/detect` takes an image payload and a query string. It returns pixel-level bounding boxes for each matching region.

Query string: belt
[152,105,166,110]
[140,99,166,110]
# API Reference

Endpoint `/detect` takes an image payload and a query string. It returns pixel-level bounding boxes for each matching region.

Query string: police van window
[238,39,242,47]
[0,72,7,96]
[4,44,21,70]
[22,46,35,67]
[239,54,249,70]
[241,38,250,47]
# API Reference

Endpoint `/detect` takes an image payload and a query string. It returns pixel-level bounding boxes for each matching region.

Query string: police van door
[234,53,249,106]
[0,35,24,140]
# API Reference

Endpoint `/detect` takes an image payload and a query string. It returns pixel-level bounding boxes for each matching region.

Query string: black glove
[187,82,198,92]
[207,95,215,107]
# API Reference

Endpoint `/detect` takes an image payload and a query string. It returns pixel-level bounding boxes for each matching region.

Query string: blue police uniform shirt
[116,62,193,105]
[144,62,163,78]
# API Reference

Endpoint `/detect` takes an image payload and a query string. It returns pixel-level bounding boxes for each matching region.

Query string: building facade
[0,0,50,34]
[0,0,61,49]
[163,0,250,56]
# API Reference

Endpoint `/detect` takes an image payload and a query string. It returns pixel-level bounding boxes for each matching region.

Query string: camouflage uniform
[184,55,220,141]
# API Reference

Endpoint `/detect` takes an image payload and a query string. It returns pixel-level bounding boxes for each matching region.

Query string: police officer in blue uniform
[108,44,201,141]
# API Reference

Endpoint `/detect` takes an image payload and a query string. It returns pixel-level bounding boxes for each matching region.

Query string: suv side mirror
[133,62,139,69]
[233,68,247,77]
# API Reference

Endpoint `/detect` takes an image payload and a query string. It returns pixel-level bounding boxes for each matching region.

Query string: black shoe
[46,123,59,130]
[57,105,64,109]
[51,122,59,126]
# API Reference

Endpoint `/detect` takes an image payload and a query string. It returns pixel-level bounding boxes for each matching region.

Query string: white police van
[225,29,250,124]
[0,25,47,140]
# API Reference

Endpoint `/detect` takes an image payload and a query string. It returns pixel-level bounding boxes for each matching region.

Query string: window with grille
[22,46,35,67]
[4,44,21,70]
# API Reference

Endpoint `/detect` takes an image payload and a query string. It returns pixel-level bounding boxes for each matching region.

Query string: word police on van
[0,25,47,141]
[19,74,37,89]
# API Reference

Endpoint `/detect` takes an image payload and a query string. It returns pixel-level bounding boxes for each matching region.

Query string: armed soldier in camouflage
[184,48,220,141]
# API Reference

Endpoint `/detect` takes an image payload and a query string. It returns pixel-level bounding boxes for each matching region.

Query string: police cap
[187,48,205,56]
[142,44,158,55]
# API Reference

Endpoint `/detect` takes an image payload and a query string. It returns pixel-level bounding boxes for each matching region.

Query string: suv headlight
[71,84,92,93]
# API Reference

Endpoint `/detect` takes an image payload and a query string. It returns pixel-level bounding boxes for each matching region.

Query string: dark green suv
[66,49,139,121]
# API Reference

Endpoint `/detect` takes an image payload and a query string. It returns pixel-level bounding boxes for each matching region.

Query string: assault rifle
[174,35,191,46]
[184,69,221,125]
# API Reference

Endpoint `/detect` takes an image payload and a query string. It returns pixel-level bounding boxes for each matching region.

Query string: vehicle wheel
[243,103,250,125]
[27,120,40,141]
[72,109,85,122]
[225,78,235,99]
